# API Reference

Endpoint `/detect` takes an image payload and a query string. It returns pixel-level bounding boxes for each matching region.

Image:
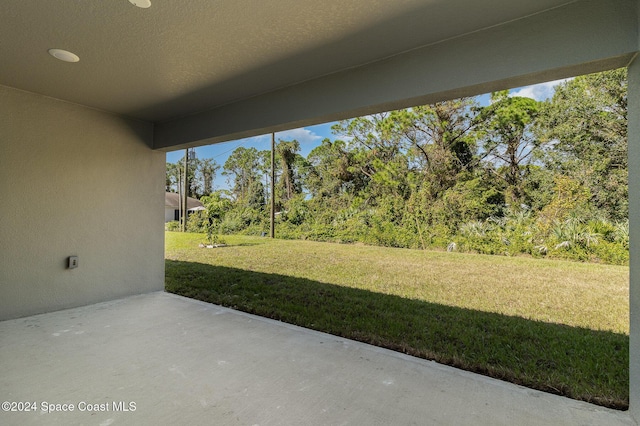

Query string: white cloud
[245,134,271,144]
[275,128,322,145]
[509,78,573,101]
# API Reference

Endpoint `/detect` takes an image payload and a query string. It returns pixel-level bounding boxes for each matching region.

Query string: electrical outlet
[68,256,78,269]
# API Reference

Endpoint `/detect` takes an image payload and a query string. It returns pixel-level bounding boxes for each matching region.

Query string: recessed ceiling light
[129,0,151,8]
[48,48,80,63]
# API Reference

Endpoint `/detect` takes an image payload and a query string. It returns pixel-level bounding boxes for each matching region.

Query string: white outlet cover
[68,256,79,269]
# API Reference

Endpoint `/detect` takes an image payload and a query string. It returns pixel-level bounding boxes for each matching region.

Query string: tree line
[166,69,628,264]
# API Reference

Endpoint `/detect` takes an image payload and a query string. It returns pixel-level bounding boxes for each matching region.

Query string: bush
[220,214,244,234]
[589,241,628,265]
[283,195,310,225]
[186,211,209,233]
[165,221,181,231]
[306,224,337,242]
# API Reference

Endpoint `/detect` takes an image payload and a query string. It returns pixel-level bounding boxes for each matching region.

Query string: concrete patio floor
[0,291,635,426]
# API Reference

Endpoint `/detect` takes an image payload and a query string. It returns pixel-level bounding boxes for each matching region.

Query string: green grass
[165,232,629,409]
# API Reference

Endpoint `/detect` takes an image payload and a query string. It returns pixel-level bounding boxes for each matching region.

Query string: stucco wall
[628,58,640,421]
[0,85,165,320]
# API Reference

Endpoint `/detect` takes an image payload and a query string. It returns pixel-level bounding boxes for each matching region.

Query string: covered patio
[1,292,634,425]
[2,1,640,424]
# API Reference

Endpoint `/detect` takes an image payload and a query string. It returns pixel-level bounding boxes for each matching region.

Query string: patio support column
[628,55,640,422]
[182,148,188,232]
[270,133,275,238]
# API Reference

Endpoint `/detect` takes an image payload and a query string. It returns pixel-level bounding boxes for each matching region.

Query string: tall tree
[332,113,403,182]
[165,162,180,192]
[477,91,541,208]
[332,113,410,203]
[168,149,198,197]
[275,139,302,202]
[198,158,220,196]
[223,147,263,204]
[388,98,479,198]
[536,69,627,221]
[186,148,198,198]
[305,138,356,198]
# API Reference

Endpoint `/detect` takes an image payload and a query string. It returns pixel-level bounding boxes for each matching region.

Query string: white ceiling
[1,0,576,123]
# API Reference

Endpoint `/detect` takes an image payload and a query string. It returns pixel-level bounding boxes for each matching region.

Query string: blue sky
[165,123,331,165]
[166,78,569,189]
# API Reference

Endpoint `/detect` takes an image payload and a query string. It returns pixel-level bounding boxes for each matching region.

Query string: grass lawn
[165,231,629,409]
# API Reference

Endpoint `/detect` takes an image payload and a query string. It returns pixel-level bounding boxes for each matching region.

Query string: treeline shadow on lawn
[165,260,629,410]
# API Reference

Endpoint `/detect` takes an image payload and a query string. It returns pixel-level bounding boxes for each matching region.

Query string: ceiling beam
[154,0,638,151]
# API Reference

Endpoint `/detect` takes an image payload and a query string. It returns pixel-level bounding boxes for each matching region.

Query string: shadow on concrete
[165,260,629,410]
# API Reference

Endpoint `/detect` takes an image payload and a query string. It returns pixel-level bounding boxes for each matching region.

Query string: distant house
[165,192,205,222]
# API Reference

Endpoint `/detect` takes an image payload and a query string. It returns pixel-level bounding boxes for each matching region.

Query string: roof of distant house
[165,192,204,211]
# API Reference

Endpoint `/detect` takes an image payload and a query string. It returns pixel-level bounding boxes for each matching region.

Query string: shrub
[165,221,181,231]
[590,241,629,265]
[186,211,209,233]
